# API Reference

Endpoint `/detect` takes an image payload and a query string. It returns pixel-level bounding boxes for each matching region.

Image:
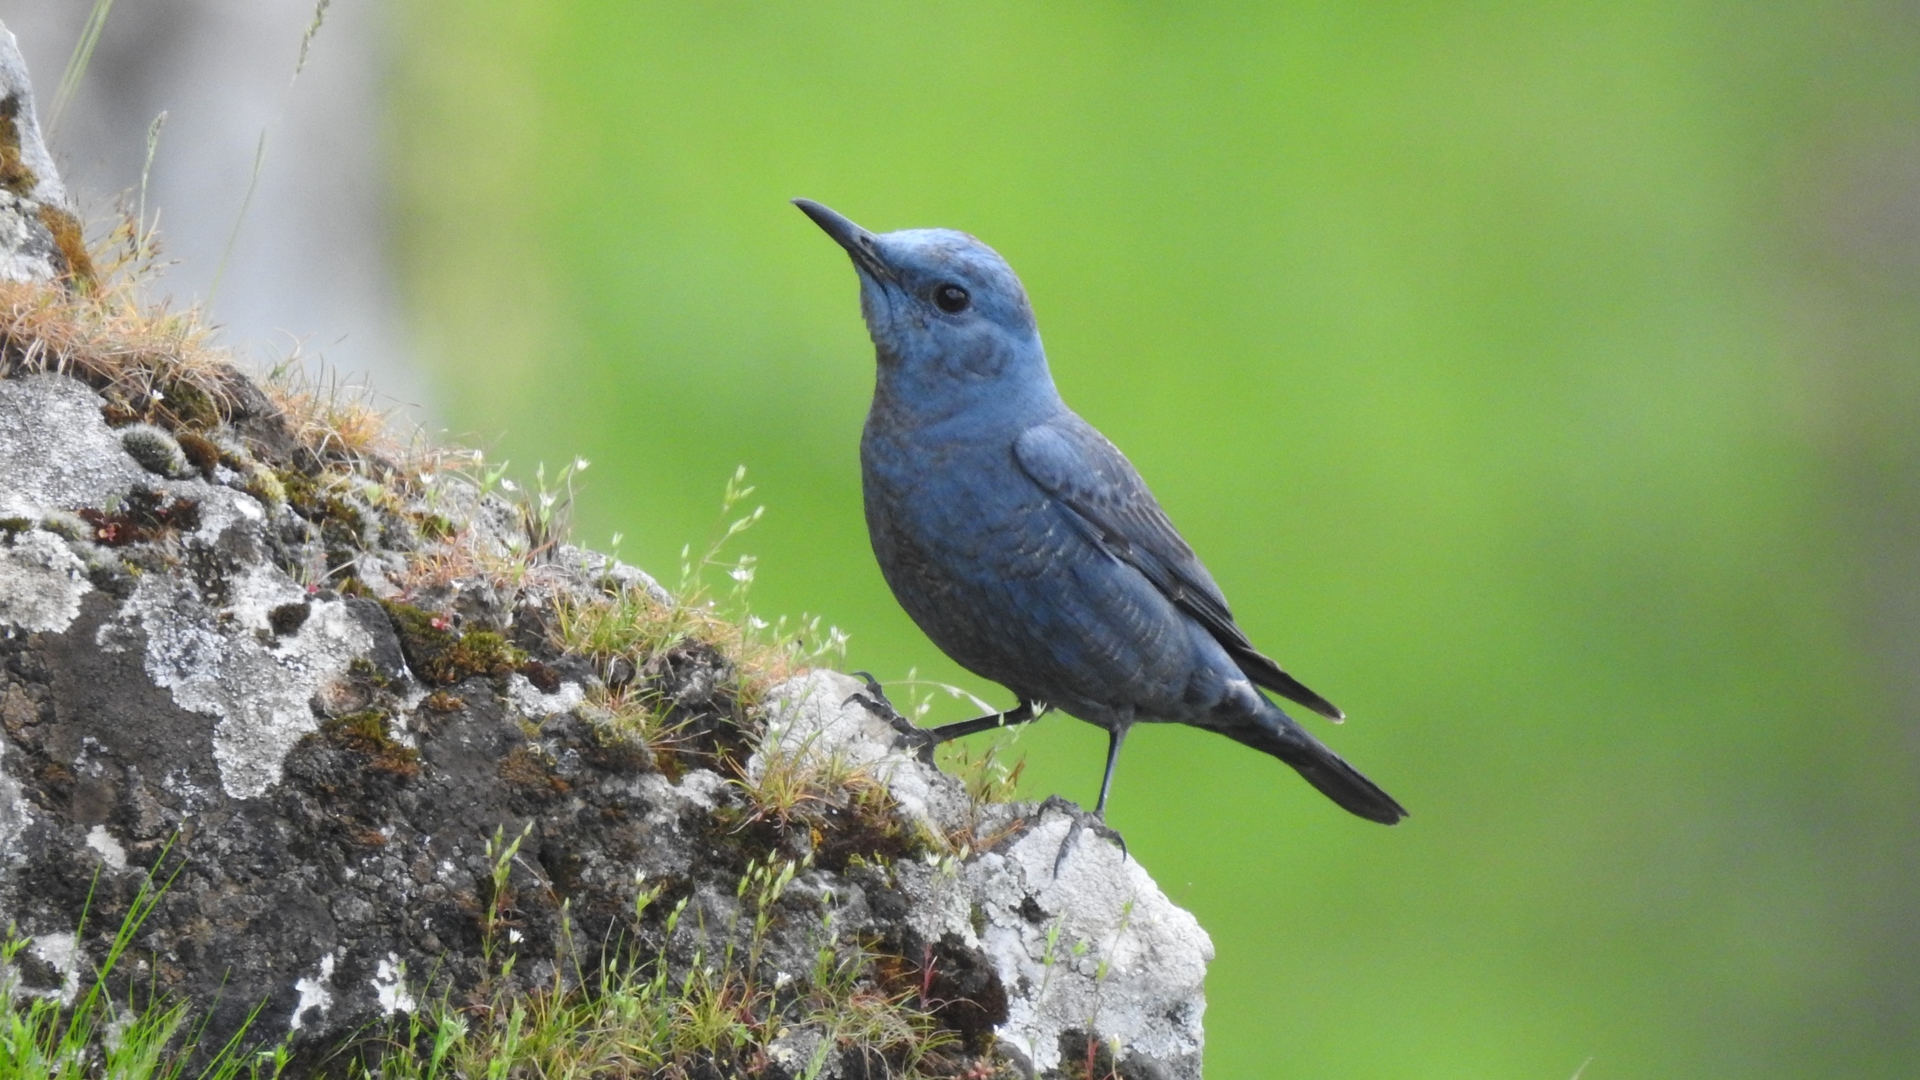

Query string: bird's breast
[857,412,1198,714]
[860,421,1054,581]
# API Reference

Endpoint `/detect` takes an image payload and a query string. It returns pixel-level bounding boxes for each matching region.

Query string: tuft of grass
[583,682,691,766]
[551,466,849,717]
[551,578,702,670]
[348,855,960,1080]
[0,846,293,1080]
[518,455,587,562]
[262,359,404,468]
[0,278,233,431]
[0,224,414,487]
[806,942,959,1080]
[737,729,879,833]
[940,728,1028,809]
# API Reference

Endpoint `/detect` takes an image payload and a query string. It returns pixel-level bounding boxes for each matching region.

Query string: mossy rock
[321,709,420,777]
[382,600,528,685]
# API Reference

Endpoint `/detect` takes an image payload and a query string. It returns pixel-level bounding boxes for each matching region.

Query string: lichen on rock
[0,25,89,286]
[0,528,89,633]
[760,671,1213,1077]
[0,357,1213,1079]
[0,373,157,519]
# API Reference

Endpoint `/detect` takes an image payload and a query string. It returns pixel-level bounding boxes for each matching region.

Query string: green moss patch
[497,744,568,794]
[0,98,33,197]
[382,600,527,685]
[154,375,220,430]
[321,709,420,777]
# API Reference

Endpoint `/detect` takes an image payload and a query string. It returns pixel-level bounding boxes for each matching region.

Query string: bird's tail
[1224,706,1408,825]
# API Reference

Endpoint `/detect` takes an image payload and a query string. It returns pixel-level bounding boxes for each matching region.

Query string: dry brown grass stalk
[0,278,236,428]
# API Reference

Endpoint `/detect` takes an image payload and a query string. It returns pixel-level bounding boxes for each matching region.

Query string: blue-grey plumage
[795,198,1406,826]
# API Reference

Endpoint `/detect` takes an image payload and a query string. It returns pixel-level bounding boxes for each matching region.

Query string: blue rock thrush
[795,198,1406,832]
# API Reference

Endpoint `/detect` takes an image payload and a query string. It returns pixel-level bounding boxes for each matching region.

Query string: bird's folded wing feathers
[1012,419,1345,721]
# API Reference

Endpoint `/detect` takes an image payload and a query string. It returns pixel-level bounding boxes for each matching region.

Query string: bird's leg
[905,699,1044,764]
[1093,723,1129,818]
[844,674,1044,764]
[922,698,1042,743]
[1054,724,1131,876]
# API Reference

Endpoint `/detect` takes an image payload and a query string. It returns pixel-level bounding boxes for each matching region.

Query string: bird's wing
[1013,418,1344,721]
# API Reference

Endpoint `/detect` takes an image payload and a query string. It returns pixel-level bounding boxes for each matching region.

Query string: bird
[794,198,1406,840]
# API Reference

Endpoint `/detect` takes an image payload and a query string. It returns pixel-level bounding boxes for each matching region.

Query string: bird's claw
[1052,817,1083,877]
[1048,801,1128,878]
[845,671,939,764]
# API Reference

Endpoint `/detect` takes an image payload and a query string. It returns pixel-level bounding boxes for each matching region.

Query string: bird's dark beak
[793,198,892,281]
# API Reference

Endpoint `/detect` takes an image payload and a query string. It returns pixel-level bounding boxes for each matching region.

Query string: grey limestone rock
[0,365,1213,1078]
[0,527,88,634]
[0,21,89,286]
[0,374,157,520]
[759,672,1214,1078]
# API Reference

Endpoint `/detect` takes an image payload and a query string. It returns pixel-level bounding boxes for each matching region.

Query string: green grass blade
[50,0,116,138]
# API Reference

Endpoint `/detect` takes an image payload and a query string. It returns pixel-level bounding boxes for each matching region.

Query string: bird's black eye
[933,283,971,314]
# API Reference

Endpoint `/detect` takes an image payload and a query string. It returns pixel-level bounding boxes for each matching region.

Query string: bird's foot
[845,671,938,764]
[1046,799,1128,877]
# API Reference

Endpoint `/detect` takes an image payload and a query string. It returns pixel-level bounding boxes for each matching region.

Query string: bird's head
[795,199,1053,407]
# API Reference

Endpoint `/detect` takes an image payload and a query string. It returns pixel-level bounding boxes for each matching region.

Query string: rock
[761,671,1214,1078]
[0,374,157,519]
[0,22,91,286]
[0,364,1214,1077]
[0,528,89,633]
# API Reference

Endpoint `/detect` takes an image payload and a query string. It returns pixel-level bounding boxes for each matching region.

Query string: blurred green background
[388,3,1920,1076]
